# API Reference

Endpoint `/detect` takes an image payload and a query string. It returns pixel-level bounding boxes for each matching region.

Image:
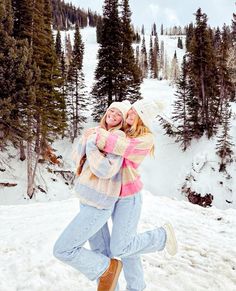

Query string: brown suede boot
[97,258,123,291]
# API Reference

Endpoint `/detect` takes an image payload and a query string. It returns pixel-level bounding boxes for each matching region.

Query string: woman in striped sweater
[91,99,178,291]
[53,101,132,291]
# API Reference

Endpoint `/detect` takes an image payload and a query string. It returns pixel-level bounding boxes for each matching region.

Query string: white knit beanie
[107,100,131,120]
[132,99,164,129]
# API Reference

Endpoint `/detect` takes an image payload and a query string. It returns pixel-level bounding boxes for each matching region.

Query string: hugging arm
[96,128,154,163]
[85,132,125,179]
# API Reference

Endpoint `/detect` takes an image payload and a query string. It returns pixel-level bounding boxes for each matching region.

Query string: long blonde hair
[125,115,155,155]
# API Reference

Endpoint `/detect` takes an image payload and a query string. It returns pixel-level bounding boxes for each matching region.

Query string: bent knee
[110,243,126,258]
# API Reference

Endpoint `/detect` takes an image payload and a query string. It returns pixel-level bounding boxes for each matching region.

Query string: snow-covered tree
[216,102,235,172]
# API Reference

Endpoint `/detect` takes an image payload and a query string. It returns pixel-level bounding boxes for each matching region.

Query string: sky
[71,0,235,31]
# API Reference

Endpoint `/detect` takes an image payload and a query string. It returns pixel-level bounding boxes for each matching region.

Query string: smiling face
[105,108,123,129]
[125,107,138,126]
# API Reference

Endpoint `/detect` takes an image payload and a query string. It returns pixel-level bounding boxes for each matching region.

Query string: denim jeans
[53,203,114,281]
[90,192,167,291]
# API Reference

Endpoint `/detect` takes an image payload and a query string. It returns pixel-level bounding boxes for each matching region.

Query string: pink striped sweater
[96,128,154,197]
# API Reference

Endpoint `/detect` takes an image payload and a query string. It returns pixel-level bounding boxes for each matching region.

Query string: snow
[1,192,236,291]
[1,26,236,290]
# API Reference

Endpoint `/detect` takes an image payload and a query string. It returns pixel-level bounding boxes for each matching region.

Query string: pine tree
[160,24,164,35]
[33,0,66,151]
[0,0,38,147]
[96,16,103,43]
[92,0,141,120]
[117,0,142,102]
[149,34,158,79]
[170,51,180,85]
[149,34,154,77]
[163,50,169,80]
[1,0,42,198]
[91,0,122,121]
[228,12,236,100]
[141,24,144,35]
[140,36,148,78]
[187,8,219,138]
[185,22,194,51]
[153,35,159,78]
[55,30,62,59]
[66,23,88,142]
[216,101,235,172]
[171,56,193,150]
[212,24,232,127]
[65,33,73,66]
[177,37,183,49]
[159,40,165,73]
[152,22,157,36]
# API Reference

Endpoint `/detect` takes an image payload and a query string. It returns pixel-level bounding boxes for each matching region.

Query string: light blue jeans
[53,203,114,280]
[89,192,167,291]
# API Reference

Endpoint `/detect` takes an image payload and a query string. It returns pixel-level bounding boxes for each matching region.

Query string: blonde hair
[125,115,155,156]
[99,110,125,132]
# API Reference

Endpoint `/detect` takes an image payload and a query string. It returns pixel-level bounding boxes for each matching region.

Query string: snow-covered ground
[1,26,236,290]
[1,191,236,291]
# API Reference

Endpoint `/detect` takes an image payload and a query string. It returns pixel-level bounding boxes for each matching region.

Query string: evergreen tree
[172,56,192,150]
[149,34,154,76]
[96,16,103,43]
[149,34,158,79]
[152,22,157,36]
[160,24,164,35]
[159,40,165,78]
[216,101,234,172]
[66,23,88,141]
[228,13,236,100]
[153,35,159,78]
[163,50,169,80]
[140,36,148,78]
[55,30,62,59]
[185,22,194,51]
[1,0,41,197]
[91,0,122,121]
[212,24,232,126]
[65,33,73,66]
[187,8,219,138]
[117,0,142,102]
[141,24,145,35]
[135,45,140,67]
[170,51,180,85]
[213,27,221,50]
[177,37,183,49]
[92,0,141,120]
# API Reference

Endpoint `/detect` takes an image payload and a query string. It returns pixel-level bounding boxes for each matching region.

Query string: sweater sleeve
[72,136,86,168]
[85,131,125,179]
[96,128,154,163]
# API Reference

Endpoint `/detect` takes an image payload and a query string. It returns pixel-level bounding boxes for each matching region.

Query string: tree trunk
[20,140,26,161]
[27,140,34,198]
[35,114,41,154]
[27,139,40,199]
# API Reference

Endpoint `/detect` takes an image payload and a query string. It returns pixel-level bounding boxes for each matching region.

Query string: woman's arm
[96,128,154,162]
[72,135,86,168]
[85,132,125,179]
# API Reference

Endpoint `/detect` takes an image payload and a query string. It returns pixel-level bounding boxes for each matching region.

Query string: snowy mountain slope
[0,191,235,291]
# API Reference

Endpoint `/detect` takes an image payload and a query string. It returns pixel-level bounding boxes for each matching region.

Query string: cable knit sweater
[96,128,154,197]
[73,130,125,209]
